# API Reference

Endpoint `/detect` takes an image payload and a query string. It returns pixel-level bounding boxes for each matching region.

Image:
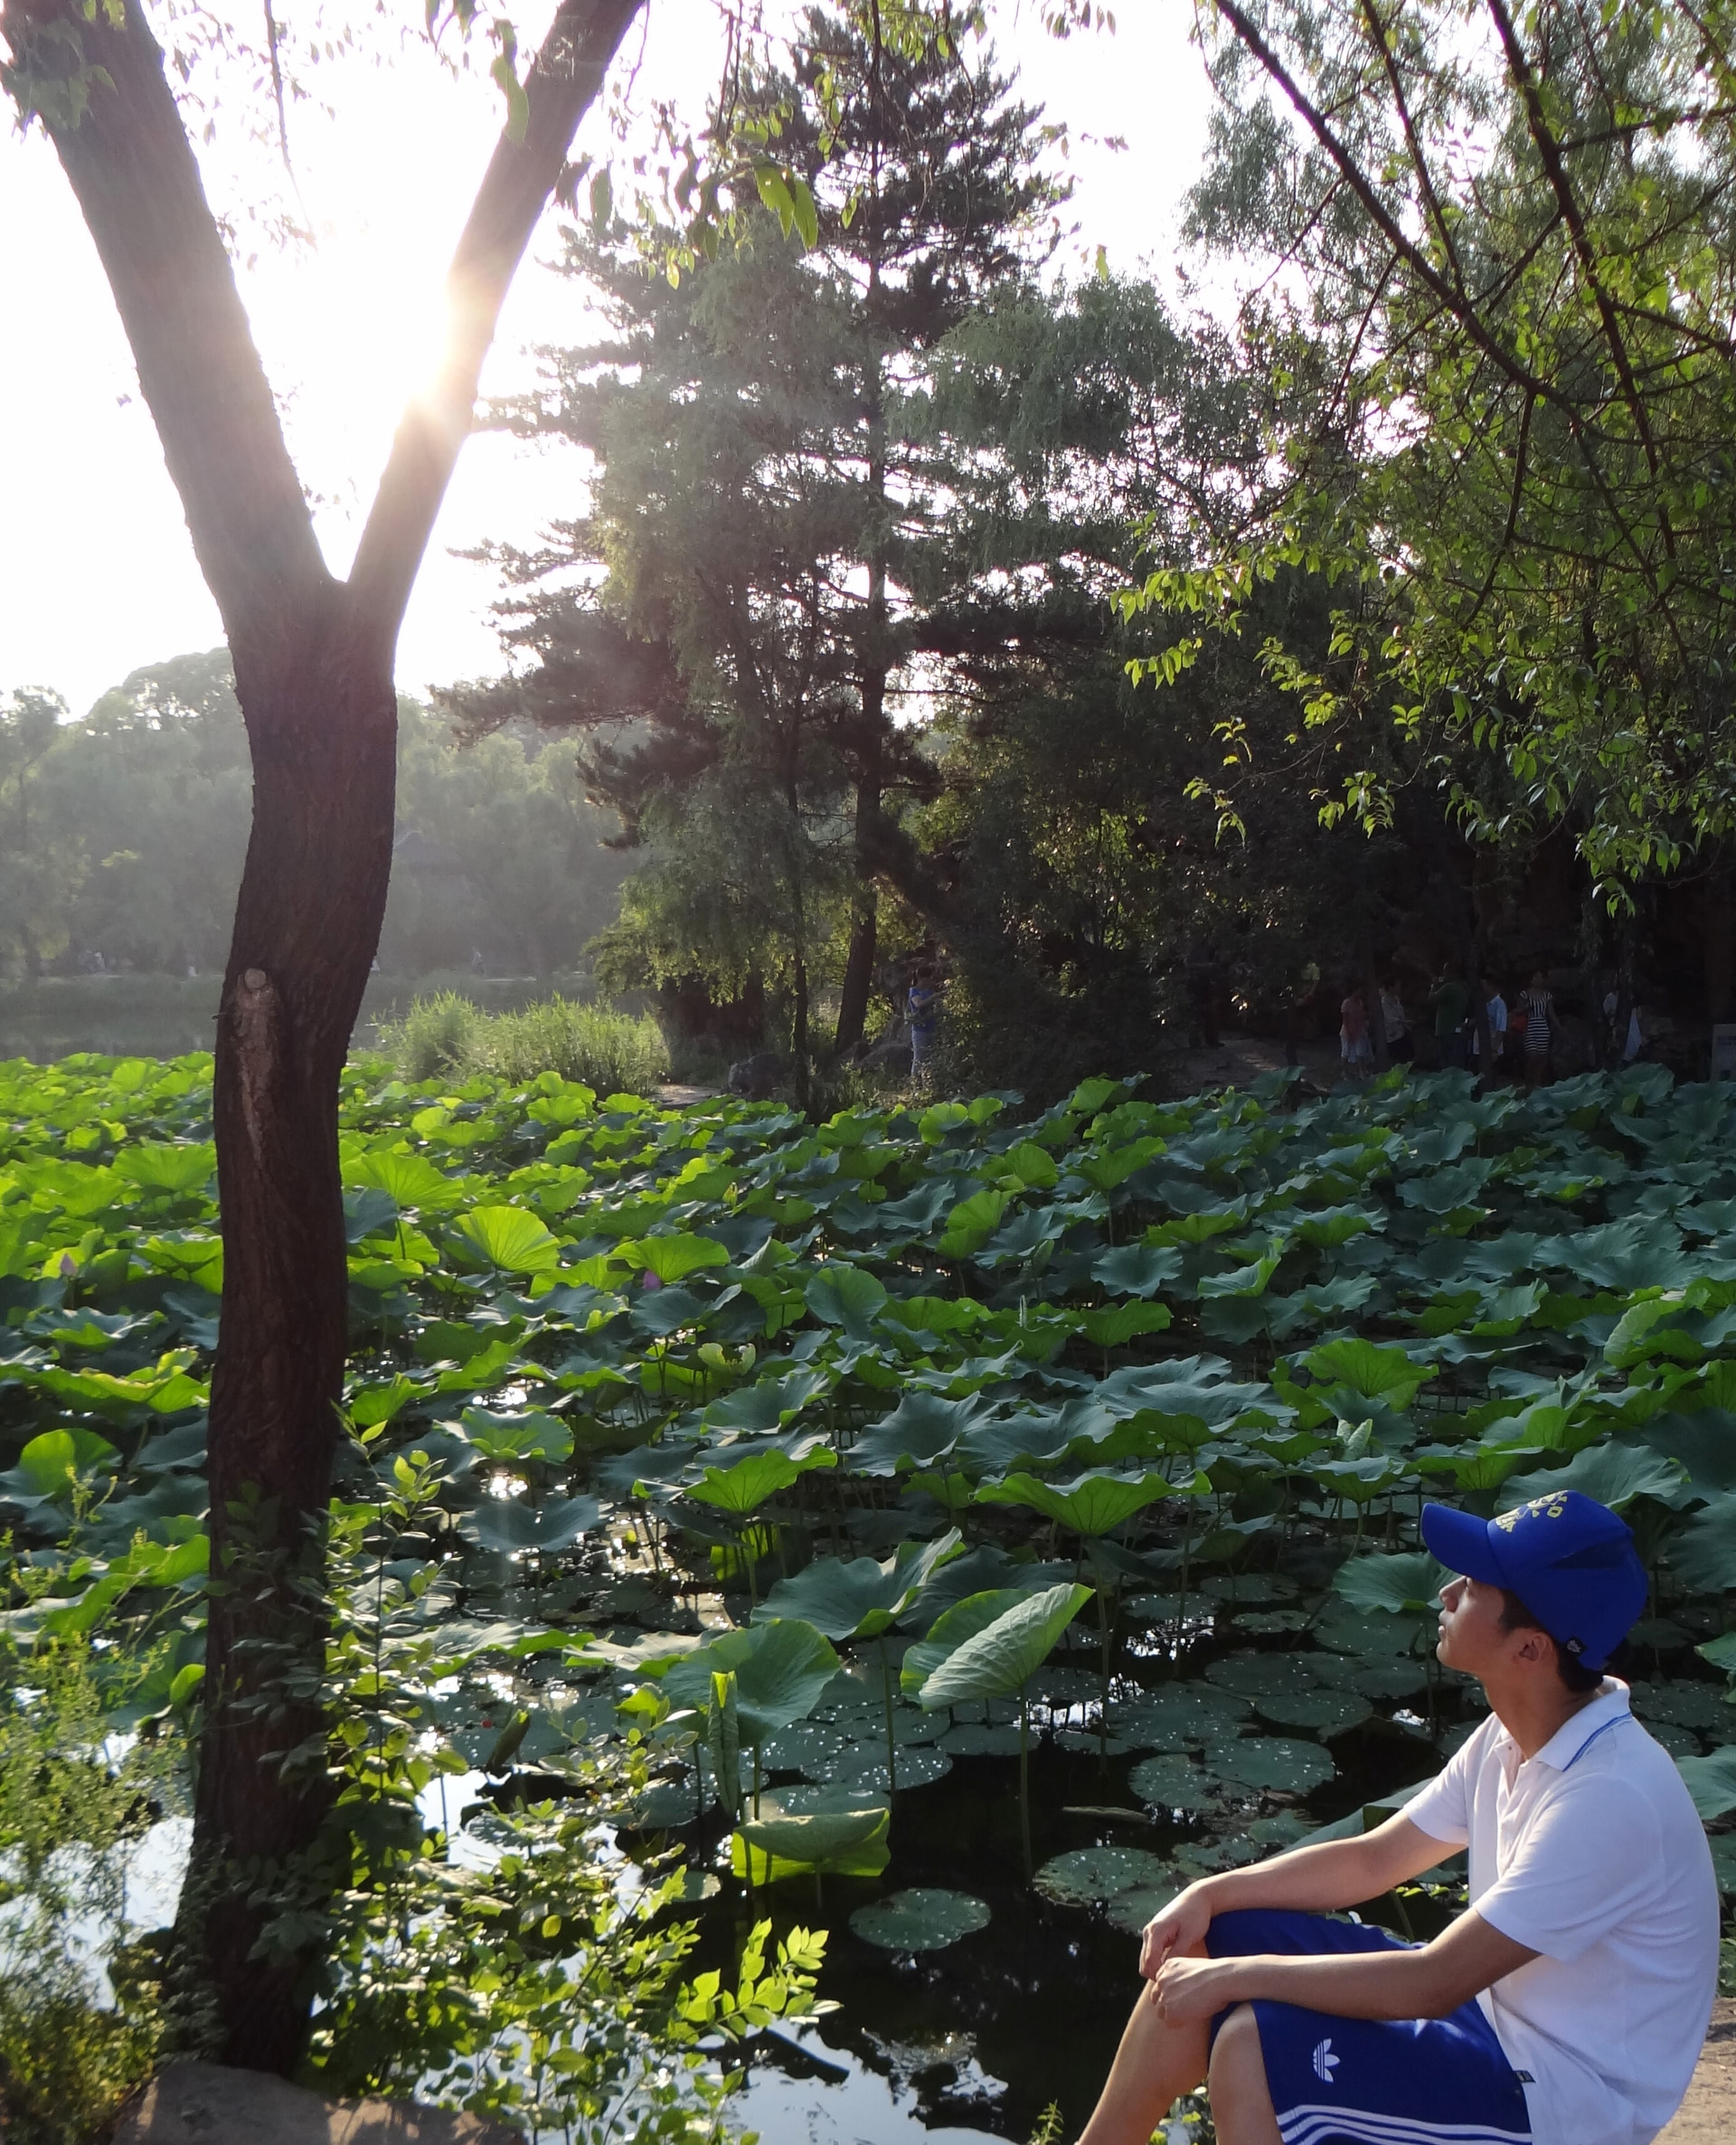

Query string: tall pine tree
[448,5,1063,1067]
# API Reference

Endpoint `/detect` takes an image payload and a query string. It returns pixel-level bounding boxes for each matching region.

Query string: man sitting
[1076,1490,1720,2145]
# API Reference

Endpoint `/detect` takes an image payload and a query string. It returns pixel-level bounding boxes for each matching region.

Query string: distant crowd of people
[1340,960,1644,1085]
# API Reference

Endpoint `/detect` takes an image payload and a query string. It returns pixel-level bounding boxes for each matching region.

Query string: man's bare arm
[1138,1815,1459,1980]
[1152,1908,1537,2024]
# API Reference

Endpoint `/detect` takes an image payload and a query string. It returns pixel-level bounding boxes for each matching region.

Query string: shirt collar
[1505,1678,1631,1773]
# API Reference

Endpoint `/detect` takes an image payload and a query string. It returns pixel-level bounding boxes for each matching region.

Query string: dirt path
[1657,1999,1736,2143]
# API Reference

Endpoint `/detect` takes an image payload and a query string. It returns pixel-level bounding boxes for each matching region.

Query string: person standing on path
[1379,977,1413,1064]
[1522,971,1556,1087]
[906,962,940,1082]
[1429,960,1471,1069]
[1340,984,1373,1078]
[1074,1489,1719,2145]
[1478,977,1509,1075]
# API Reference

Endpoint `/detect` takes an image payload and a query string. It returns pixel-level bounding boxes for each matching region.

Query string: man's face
[1436,1571,1512,1676]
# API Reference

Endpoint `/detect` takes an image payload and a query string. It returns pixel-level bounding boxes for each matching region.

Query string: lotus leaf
[452,1206,561,1275]
[1127,1753,1222,1813]
[834,1744,952,1793]
[939,1721,1025,1756]
[976,1468,1171,1538]
[660,1618,840,1745]
[914,1583,1093,1710]
[848,1886,992,1951]
[458,1493,601,1554]
[1251,1688,1373,1736]
[1033,1846,1167,1906]
[686,1445,835,1514]
[804,1263,891,1333]
[755,1530,963,1639]
[1117,1687,1252,1751]
[1332,1551,1448,1617]
[1501,1442,1686,1514]
[1630,1681,1731,1731]
[1675,1747,1736,1820]
[852,1391,986,1477]
[458,1406,572,1464]
[1107,1881,1184,1934]
[732,1806,891,1882]
[1207,1736,1335,1794]
[1090,1243,1184,1297]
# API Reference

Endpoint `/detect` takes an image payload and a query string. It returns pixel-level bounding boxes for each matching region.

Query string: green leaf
[1090,1243,1184,1296]
[345,1149,467,1212]
[937,1188,1009,1258]
[1500,1442,1685,1514]
[452,1205,561,1274]
[787,175,819,250]
[847,1887,991,1951]
[755,1530,963,1639]
[624,1233,731,1284]
[1332,1550,1448,1616]
[686,1445,835,1514]
[458,1492,600,1554]
[1081,1300,1174,1347]
[1675,1747,1736,1820]
[1305,1338,1434,1409]
[804,1264,890,1333]
[1034,1846,1167,1905]
[914,1582,1092,1709]
[1207,1735,1335,1793]
[754,162,797,237]
[0,1427,120,1507]
[1127,1753,1223,1813]
[458,1406,573,1464]
[732,1806,889,1882]
[113,1141,215,1195]
[662,1619,840,1745]
[1671,1493,1736,1592]
[976,1469,1170,1538]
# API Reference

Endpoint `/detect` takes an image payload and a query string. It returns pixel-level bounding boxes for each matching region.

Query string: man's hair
[1498,1590,1607,1694]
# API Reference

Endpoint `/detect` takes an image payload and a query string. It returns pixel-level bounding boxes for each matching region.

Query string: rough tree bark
[1,0,644,2072]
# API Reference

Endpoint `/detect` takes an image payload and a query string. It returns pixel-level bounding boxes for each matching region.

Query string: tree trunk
[1706,865,1732,1025]
[835,761,882,1054]
[195,634,399,2073]
[9,0,646,2071]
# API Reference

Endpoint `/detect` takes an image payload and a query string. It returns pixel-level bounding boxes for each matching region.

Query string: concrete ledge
[1656,1999,1736,2145]
[110,2063,521,2145]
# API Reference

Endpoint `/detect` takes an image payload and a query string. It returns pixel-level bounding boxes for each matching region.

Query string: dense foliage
[4,1048,1735,2118]
[0,657,628,983]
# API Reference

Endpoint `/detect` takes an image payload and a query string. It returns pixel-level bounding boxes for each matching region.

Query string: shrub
[0,1605,181,2144]
[376,993,667,1093]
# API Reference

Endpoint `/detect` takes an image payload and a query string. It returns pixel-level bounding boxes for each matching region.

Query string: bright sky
[0,2,1214,718]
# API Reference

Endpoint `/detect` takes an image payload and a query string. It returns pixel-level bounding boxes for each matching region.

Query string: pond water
[639,1612,1472,2145]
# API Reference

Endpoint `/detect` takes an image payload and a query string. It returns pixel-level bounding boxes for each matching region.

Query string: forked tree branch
[348,0,646,654]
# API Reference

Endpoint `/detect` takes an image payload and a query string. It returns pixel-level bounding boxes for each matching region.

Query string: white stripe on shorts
[1279,2106,1531,2145]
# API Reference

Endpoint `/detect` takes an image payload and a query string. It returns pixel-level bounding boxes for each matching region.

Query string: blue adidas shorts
[1203,1909,1533,2145]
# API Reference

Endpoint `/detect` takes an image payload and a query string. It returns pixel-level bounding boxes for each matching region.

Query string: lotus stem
[1019,1690,1033,1881]
[879,1634,898,1800]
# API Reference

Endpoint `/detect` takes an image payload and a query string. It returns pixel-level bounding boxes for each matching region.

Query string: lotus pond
[5,1053,1736,2139]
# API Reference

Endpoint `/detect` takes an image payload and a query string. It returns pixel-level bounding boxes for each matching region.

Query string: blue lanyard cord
[1561,1713,1626,1772]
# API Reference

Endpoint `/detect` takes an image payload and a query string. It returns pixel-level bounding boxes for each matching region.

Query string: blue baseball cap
[1420,1490,1647,1671]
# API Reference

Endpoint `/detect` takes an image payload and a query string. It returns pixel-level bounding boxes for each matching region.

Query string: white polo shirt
[1406,1682,1719,2145]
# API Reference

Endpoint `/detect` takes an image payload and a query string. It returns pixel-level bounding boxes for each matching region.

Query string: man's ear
[1507,1623,1553,1670]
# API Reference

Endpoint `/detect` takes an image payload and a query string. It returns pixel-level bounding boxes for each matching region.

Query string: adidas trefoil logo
[1312,2037,1340,2085]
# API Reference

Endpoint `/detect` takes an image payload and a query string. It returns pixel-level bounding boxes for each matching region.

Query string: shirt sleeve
[1401,1731,1480,1847]
[1472,1776,1659,1961]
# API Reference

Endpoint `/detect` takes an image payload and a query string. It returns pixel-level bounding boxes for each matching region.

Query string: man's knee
[1210,2003,1261,2080]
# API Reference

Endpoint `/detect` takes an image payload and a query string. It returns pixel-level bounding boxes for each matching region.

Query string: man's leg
[1075,1951,1212,2145]
[1207,2006,1282,2145]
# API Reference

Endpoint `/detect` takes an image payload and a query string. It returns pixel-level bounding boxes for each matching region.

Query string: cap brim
[1420,1502,1506,1585]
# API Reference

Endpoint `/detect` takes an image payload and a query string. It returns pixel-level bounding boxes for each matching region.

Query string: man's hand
[1137,1882,1215,1980]
[1151,1954,1245,2023]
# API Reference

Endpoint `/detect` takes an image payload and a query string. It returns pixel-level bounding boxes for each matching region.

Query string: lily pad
[1117,1687,1251,1752]
[849,1887,992,1952]
[1251,1688,1373,1736]
[939,1722,1025,1757]
[1629,1680,1731,1731]
[1106,1881,1184,1933]
[835,1744,953,1793]
[1203,1653,1329,1700]
[1127,1753,1223,1814]
[1206,1736,1335,1795]
[1033,1845,1167,1906]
